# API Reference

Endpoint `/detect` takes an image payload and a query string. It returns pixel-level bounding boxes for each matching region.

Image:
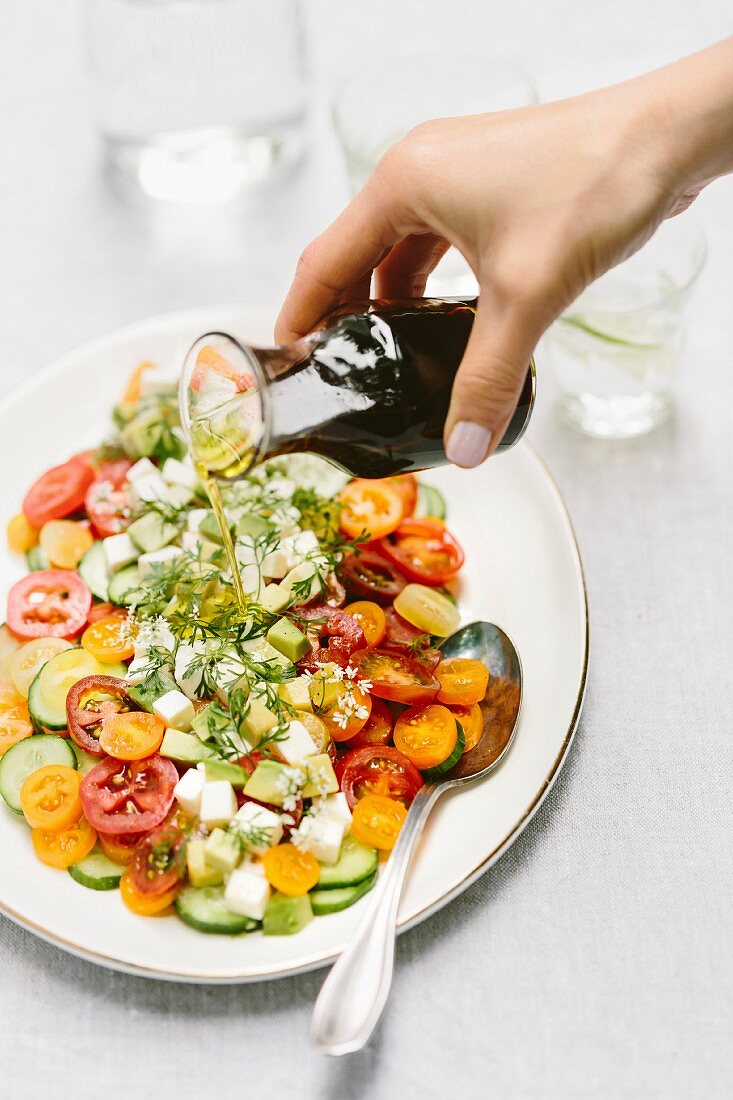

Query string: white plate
[0,306,588,983]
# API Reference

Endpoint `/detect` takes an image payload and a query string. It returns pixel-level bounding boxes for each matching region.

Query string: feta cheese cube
[161,457,199,491]
[261,547,290,579]
[211,652,247,704]
[276,719,319,764]
[241,855,267,877]
[281,559,328,602]
[134,617,176,661]
[125,656,149,685]
[240,563,263,600]
[224,868,271,921]
[294,815,346,865]
[317,792,352,830]
[126,457,158,484]
[173,768,205,816]
[129,471,169,505]
[187,508,208,533]
[138,545,183,577]
[269,505,301,536]
[282,530,319,568]
[152,689,195,731]
[233,801,284,854]
[174,642,207,700]
[198,781,238,828]
[102,533,138,574]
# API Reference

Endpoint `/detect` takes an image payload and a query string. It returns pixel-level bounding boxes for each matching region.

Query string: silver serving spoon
[310,621,523,1056]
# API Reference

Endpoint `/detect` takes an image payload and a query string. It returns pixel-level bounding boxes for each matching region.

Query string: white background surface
[0,1,731,1097]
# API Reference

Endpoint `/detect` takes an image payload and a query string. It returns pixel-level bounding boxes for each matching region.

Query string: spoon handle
[310,782,441,1055]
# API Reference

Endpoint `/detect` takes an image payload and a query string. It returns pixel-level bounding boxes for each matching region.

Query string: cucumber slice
[68,847,124,890]
[108,565,143,606]
[78,541,110,601]
[174,884,260,935]
[310,871,377,915]
[70,741,103,775]
[0,734,76,813]
[316,835,378,889]
[28,648,127,731]
[415,484,447,521]
[421,721,466,781]
[25,546,50,571]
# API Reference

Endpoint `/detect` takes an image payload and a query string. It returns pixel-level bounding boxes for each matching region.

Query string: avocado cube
[302,754,339,799]
[263,892,313,936]
[127,669,178,713]
[199,511,228,546]
[187,837,224,888]
[277,676,313,712]
[197,759,248,788]
[203,828,242,874]
[235,514,271,539]
[243,760,290,806]
[159,727,215,765]
[242,696,278,743]
[127,511,178,554]
[266,618,311,663]
[260,583,290,615]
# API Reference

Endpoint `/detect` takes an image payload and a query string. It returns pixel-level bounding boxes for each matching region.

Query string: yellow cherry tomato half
[9,636,74,697]
[436,658,490,707]
[298,711,331,755]
[0,692,34,756]
[82,615,134,664]
[32,816,97,868]
[20,764,83,830]
[39,520,94,570]
[120,870,179,915]
[344,601,387,647]
[263,844,321,896]
[339,479,405,540]
[98,712,165,761]
[7,513,39,555]
[393,583,460,638]
[449,702,484,752]
[393,704,458,770]
[350,793,407,851]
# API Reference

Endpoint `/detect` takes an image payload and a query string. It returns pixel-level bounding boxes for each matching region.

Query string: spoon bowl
[310,621,523,1056]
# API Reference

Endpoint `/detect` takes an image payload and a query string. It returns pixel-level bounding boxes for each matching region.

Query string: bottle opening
[178,333,267,480]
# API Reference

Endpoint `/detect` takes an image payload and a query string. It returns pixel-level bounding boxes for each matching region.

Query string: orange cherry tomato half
[7,513,39,555]
[120,869,179,915]
[263,844,320,896]
[82,615,134,663]
[388,474,418,517]
[343,601,386,647]
[39,520,94,570]
[6,570,92,640]
[349,696,394,748]
[99,712,165,761]
[339,480,405,540]
[22,459,95,529]
[350,793,407,851]
[319,681,372,743]
[87,602,124,624]
[0,693,34,756]
[31,816,97,869]
[98,830,141,864]
[436,658,490,707]
[449,703,484,752]
[20,764,83,830]
[377,518,465,586]
[393,704,458,770]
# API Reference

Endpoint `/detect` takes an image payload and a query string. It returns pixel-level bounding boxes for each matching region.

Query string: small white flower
[331,710,349,730]
[344,665,358,680]
[357,678,373,694]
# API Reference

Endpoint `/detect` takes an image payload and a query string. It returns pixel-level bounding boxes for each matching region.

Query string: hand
[276,39,733,467]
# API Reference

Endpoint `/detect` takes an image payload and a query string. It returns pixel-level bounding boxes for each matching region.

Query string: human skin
[275,38,733,467]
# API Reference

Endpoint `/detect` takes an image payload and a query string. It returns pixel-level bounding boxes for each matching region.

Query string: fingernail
[446,421,493,468]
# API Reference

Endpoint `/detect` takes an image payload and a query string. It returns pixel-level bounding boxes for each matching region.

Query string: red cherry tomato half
[85,462,133,538]
[128,823,187,897]
[349,696,394,747]
[337,745,424,809]
[339,549,407,606]
[66,675,136,757]
[22,459,95,529]
[6,570,92,640]
[381,608,442,672]
[350,647,439,706]
[293,604,366,669]
[79,754,178,836]
[377,518,465,586]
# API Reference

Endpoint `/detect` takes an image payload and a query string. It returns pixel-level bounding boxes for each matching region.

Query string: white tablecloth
[0,2,731,1096]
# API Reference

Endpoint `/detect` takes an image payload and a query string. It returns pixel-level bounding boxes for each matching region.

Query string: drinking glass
[545,217,707,439]
[332,51,537,294]
[82,0,307,203]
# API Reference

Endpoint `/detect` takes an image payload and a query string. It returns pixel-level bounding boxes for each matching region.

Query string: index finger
[275,188,400,344]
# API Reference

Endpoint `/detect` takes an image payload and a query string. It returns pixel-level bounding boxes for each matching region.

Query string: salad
[0,362,490,937]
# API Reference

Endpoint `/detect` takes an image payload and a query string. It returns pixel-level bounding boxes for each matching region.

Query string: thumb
[444,293,544,468]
